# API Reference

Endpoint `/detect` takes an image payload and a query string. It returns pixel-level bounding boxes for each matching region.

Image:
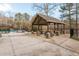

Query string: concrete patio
[0,32,79,56]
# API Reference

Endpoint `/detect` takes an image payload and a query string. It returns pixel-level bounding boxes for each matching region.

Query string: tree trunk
[44,3,48,16]
[76,3,78,37]
[68,4,72,38]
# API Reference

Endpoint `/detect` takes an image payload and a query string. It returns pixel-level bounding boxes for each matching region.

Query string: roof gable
[32,13,65,25]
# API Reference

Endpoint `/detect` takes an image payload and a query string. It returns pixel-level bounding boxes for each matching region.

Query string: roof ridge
[38,13,60,21]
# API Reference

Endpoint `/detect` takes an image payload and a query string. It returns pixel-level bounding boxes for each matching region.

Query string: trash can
[45,31,51,38]
[70,28,74,38]
[50,31,54,37]
[55,31,59,36]
[37,31,40,36]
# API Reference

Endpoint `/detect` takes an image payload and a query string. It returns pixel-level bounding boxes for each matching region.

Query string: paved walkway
[0,32,79,56]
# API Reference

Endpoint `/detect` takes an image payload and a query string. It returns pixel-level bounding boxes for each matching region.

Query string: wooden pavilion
[32,13,66,35]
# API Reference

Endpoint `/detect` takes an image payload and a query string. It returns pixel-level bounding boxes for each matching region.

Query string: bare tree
[33,3,58,16]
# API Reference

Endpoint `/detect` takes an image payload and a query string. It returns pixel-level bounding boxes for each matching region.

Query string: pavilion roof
[32,13,65,25]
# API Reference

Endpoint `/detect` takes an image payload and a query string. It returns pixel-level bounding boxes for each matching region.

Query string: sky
[0,3,61,19]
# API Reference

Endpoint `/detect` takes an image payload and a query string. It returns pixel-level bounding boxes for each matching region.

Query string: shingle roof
[32,13,65,24]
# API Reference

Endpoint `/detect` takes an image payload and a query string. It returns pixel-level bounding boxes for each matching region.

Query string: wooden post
[56,23,57,31]
[37,17,40,36]
[62,24,65,34]
[57,23,59,31]
[41,25,42,31]
[40,25,42,34]
[32,24,33,31]
[37,17,39,31]
[38,16,41,31]
[47,23,50,31]
[57,23,60,35]
[38,25,39,31]
[61,24,63,34]
[54,23,55,33]
[60,24,61,32]
[47,23,48,31]
[63,24,65,34]
[47,24,48,31]
[52,23,54,31]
